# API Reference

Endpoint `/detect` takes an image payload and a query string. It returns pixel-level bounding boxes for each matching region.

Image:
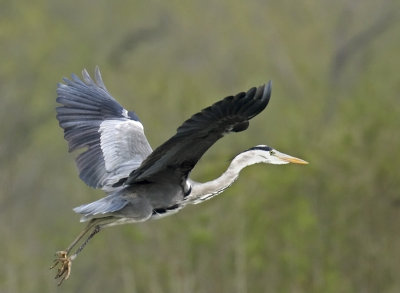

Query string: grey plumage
[56,68,152,190]
[52,67,308,285]
[57,67,271,223]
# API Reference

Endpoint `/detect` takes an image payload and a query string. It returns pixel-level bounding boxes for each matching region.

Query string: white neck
[187,151,263,204]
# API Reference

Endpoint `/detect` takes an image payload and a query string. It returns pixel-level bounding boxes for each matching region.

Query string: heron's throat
[188,153,255,204]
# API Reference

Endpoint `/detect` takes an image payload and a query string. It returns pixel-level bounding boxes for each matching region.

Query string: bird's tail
[73,193,128,222]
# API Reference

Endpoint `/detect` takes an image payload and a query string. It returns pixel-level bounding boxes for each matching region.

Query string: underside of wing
[124,81,271,185]
[56,67,152,190]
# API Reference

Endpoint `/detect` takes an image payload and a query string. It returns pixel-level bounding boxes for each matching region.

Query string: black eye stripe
[246,145,272,152]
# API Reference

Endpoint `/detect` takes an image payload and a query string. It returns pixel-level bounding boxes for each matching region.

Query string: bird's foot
[50,251,72,286]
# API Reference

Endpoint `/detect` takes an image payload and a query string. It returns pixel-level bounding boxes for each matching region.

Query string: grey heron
[51,67,308,285]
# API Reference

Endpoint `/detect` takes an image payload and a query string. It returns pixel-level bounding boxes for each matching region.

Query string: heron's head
[241,145,308,165]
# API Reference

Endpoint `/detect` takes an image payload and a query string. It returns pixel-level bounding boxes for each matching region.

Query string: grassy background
[1,0,399,292]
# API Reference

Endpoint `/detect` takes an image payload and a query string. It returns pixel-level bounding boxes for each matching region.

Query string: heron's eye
[269,150,275,156]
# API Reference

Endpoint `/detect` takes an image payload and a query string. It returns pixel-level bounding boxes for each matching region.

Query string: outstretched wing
[56,67,152,191]
[125,81,271,185]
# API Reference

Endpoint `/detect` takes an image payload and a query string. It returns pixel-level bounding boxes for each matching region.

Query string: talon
[50,250,72,286]
[55,250,68,258]
[49,259,59,270]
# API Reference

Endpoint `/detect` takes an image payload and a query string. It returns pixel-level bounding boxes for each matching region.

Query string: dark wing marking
[56,67,152,190]
[124,81,271,185]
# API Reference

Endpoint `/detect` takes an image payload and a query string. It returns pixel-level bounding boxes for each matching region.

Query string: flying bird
[51,67,308,285]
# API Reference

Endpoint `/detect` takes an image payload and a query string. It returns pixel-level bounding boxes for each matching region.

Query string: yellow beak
[276,153,309,165]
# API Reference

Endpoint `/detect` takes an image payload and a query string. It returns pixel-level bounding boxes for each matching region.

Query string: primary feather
[56,67,152,190]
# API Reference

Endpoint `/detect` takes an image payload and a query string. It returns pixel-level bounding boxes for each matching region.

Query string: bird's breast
[132,182,185,209]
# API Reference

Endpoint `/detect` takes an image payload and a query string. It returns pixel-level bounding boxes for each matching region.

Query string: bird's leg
[51,219,101,286]
[70,224,101,260]
[68,219,101,254]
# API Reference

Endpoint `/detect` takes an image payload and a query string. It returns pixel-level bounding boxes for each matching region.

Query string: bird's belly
[103,217,149,227]
[133,183,184,209]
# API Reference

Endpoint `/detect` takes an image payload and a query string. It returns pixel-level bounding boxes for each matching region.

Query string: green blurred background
[1,0,400,292]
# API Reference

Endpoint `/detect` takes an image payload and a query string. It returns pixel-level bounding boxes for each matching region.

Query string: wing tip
[251,81,272,109]
[265,80,272,98]
[94,66,108,91]
[59,66,107,91]
[258,80,272,102]
[262,80,272,105]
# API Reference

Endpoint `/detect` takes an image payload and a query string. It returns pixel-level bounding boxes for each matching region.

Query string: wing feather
[125,81,271,185]
[56,67,152,190]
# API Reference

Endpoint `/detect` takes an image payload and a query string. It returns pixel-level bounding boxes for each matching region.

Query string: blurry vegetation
[1,0,400,292]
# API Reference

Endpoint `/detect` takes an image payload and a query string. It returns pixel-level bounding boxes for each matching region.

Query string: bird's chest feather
[130,182,185,209]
